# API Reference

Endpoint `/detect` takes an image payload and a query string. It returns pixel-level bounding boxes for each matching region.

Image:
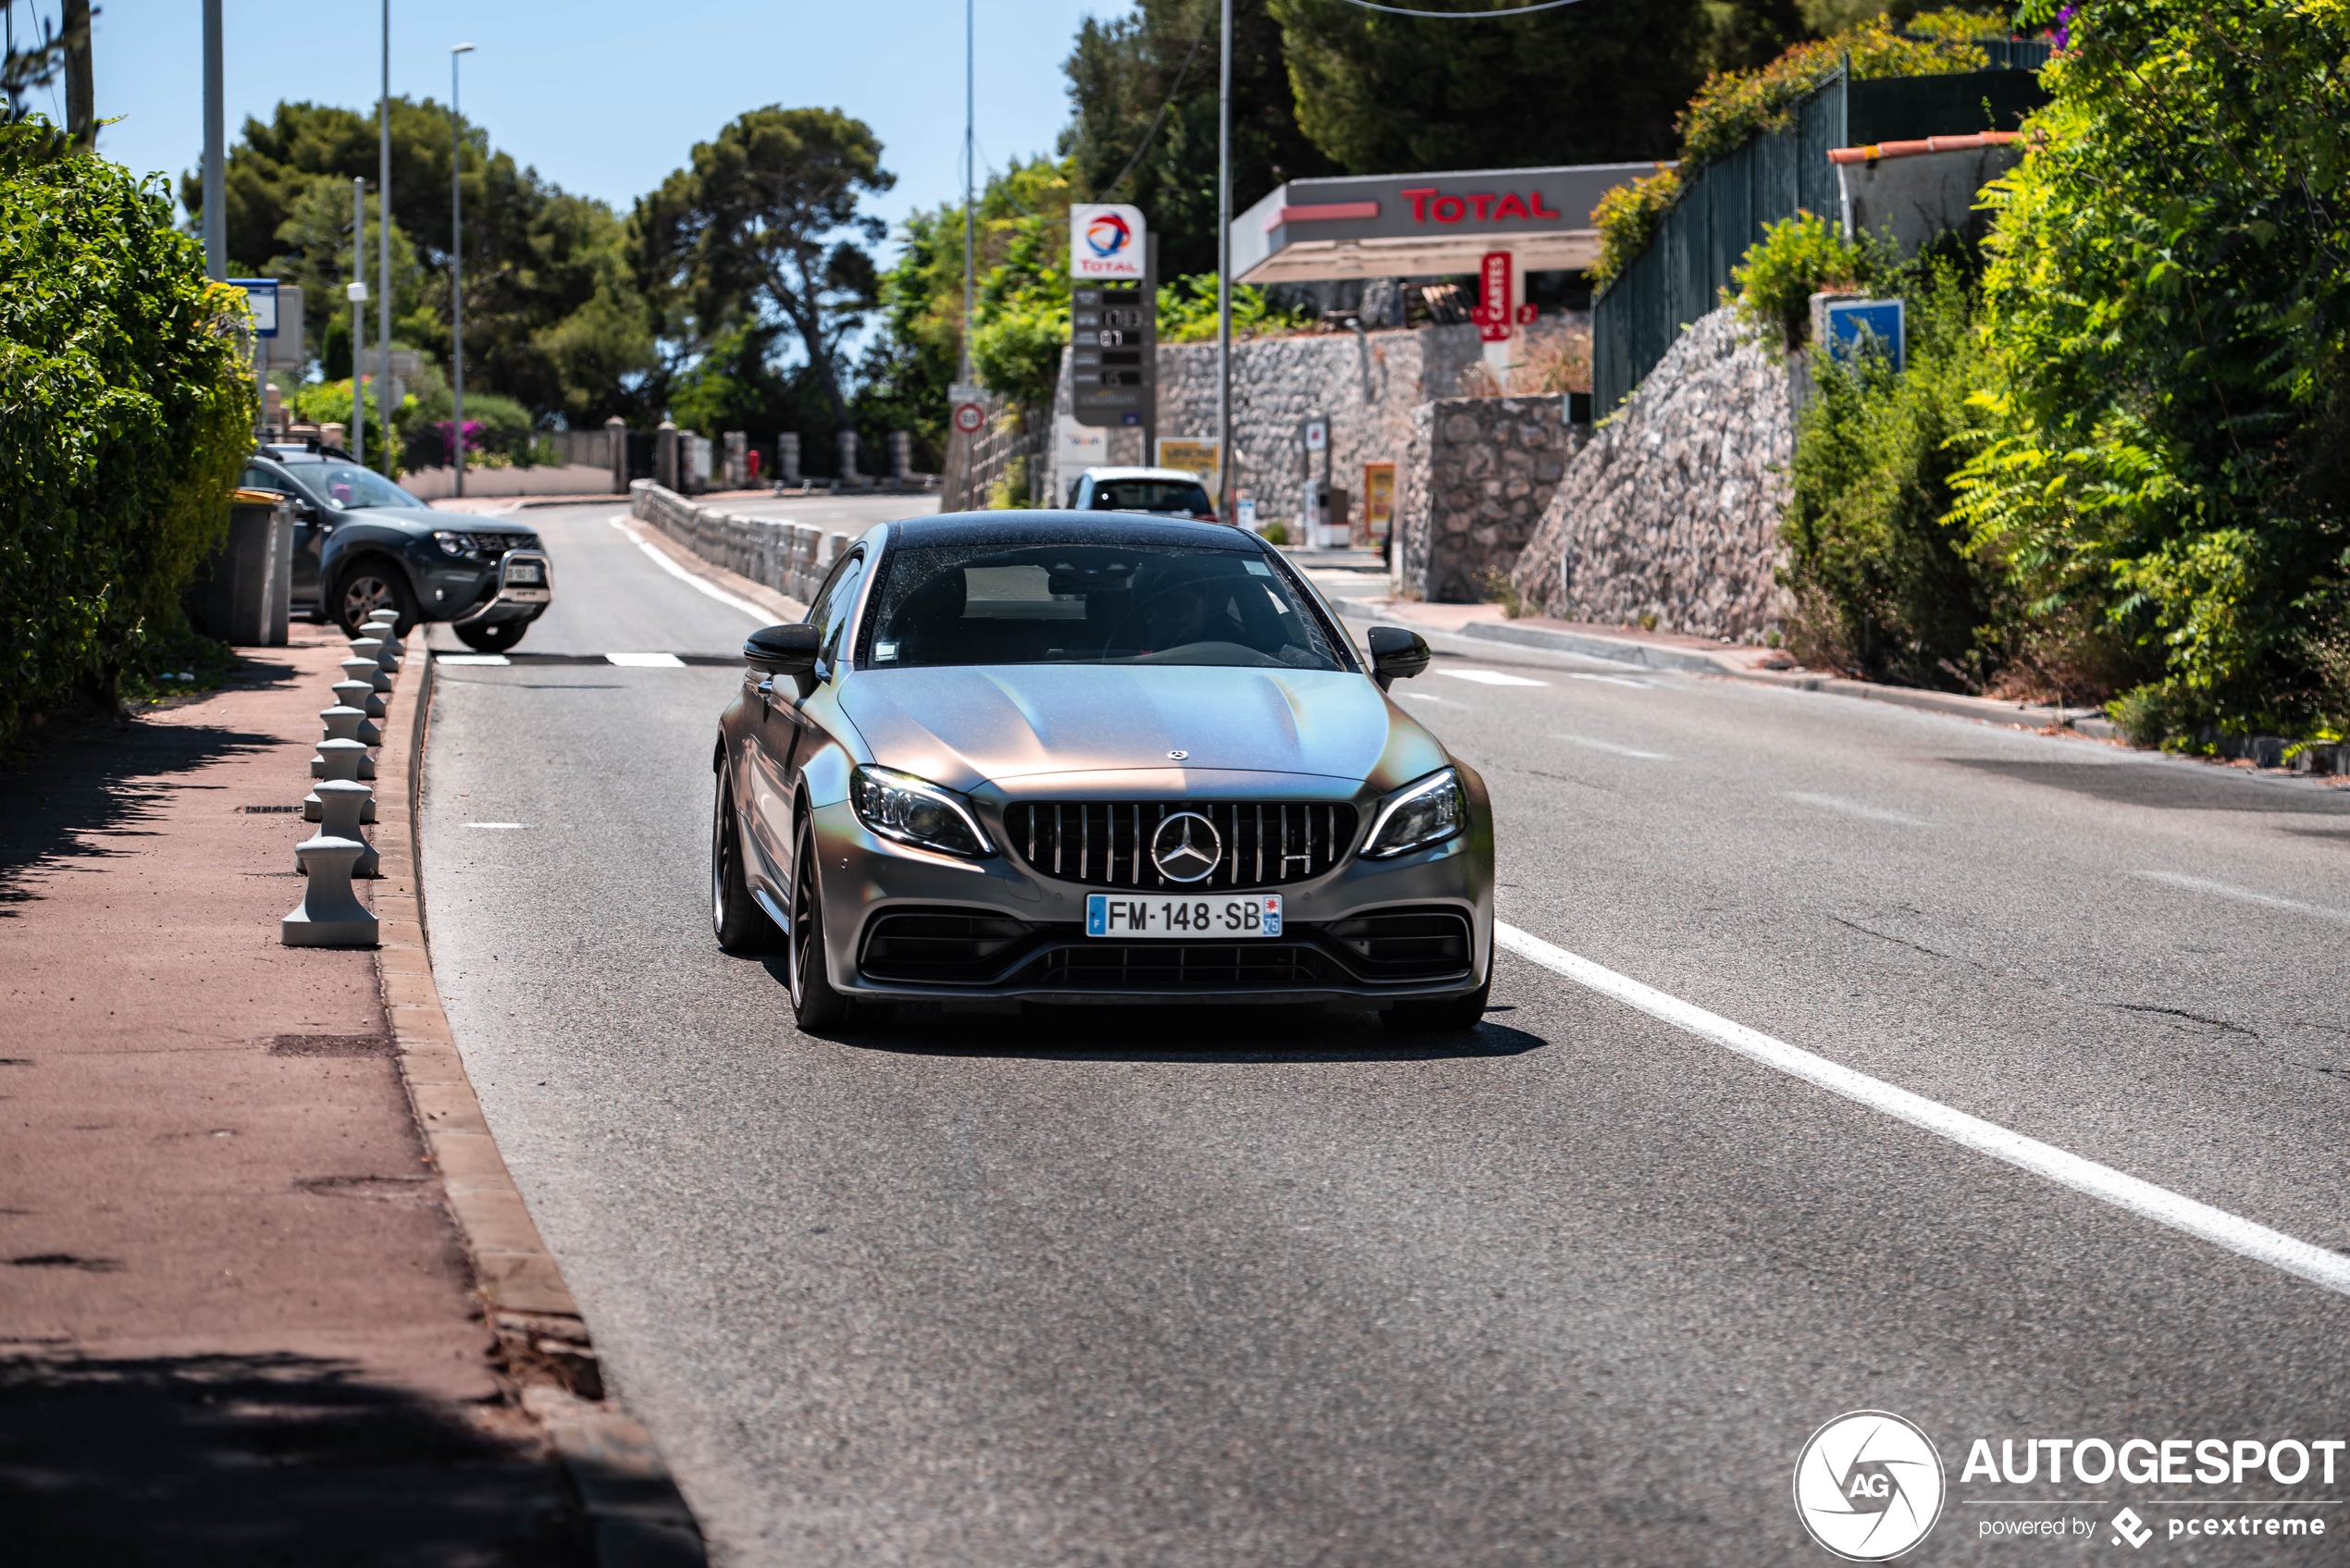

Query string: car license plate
[505,562,543,585]
[1086,893,1280,938]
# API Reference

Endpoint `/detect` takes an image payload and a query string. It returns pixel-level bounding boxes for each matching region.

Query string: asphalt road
[421,500,2350,1565]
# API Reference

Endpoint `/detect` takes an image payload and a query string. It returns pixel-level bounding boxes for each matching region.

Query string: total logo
[1069,203,1146,279]
[1794,1412,1947,1561]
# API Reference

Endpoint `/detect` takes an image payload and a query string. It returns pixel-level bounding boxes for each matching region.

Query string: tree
[1061,0,1338,278]
[628,107,894,426]
[1266,0,1709,176]
[1952,0,2350,739]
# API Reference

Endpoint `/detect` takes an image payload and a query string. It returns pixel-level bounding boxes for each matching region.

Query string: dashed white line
[464,821,533,830]
[1493,921,2350,1299]
[1565,673,1652,688]
[1397,691,1472,709]
[606,652,686,668]
[1436,669,1550,688]
[608,515,771,623]
[1556,733,1673,760]
[438,653,510,666]
[2131,870,2350,928]
[1784,791,1935,827]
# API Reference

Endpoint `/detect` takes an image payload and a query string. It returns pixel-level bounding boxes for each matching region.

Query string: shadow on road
[1943,757,2350,814]
[798,995,1547,1063]
[0,1351,584,1564]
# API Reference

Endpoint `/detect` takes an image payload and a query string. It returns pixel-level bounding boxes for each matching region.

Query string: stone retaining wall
[1392,396,1584,602]
[1507,309,1793,642]
[630,481,848,605]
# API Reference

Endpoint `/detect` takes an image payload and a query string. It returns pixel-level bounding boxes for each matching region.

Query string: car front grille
[1322,908,1474,980]
[860,908,1036,983]
[1012,941,1342,990]
[1002,801,1358,891]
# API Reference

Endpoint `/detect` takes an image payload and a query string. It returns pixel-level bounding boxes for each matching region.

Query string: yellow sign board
[1362,462,1396,538]
[1156,438,1220,484]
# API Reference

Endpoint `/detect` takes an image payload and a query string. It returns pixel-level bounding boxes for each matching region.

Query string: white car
[1067,466,1219,522]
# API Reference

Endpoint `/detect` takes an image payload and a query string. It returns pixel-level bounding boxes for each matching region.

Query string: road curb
[374,643,706,1567]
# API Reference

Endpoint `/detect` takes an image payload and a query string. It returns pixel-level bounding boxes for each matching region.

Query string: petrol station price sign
[1070,204,1155,430]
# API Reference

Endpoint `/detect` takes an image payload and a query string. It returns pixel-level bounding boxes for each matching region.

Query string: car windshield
[863,535,1346,672]
[303,462,418,511]
[1089,479,1213,516]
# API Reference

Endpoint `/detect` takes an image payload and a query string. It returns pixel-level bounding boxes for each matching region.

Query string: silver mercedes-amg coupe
[709,512,1494,1031]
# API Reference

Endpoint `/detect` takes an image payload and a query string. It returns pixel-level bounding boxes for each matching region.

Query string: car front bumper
[783,772,1494,1007]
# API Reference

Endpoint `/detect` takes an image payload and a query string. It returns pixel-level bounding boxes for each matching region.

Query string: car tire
[335,561,418,636]
[454,617,528,653]
[1380,976,1490,1033]
[711,771,780,954]
[787,813,851,1031]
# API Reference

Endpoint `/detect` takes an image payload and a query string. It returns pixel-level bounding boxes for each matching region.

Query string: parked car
[240,443,553,649]
[709,511,1493,1032]
[1067,465,1219,521]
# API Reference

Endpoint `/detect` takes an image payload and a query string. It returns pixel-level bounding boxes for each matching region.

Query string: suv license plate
[506,562,543,585]
[1086,893,1281,939]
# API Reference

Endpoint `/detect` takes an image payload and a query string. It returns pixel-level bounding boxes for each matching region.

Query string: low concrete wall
[629,481,849,606]
[1391,396,1583,603]
[1507,309,1792,642]
[402,463,616,501]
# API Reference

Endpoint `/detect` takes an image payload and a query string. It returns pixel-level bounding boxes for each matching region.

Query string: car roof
[890,511,1261,551]
[1080,467,1211,484]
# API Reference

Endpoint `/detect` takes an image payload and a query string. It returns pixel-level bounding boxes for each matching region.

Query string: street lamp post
[377,0,393,475]
[1216,0,1232,521]
[350,178,368,466]
[451,43,474,497]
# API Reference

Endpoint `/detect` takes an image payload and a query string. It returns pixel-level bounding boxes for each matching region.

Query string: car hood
[341,505,536,538]
[838,663,1450,793]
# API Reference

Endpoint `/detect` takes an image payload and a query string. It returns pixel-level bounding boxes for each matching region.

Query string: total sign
[1070,204,1146,280]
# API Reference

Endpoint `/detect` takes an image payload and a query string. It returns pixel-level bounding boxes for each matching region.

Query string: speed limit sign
[952,401,986,435]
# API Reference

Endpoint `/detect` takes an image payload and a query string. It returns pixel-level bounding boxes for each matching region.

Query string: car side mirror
[746,623,820,674]
[1367,625,1430,691]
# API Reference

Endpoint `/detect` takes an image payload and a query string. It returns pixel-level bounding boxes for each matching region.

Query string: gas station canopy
[1230,163,1666,285]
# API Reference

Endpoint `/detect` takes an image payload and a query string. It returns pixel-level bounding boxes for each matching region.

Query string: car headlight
[850,766,994,858]
[1362,767,1466,858]
[433,529,473,557]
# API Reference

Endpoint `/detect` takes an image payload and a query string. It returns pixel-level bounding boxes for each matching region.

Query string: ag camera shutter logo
[1793,1411,1946,1561]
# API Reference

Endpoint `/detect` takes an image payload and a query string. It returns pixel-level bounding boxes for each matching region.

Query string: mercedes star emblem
[1150,811,1222,883]
[1167,749,1188,760]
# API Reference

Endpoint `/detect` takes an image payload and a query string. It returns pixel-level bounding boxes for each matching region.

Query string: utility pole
[202,0,224,278]
[451,43,473,497]
[377,0,393,475]
[61,0,92,152]
[1216,0,1232,521]
[960,0,973,383]
[351,179,366,466]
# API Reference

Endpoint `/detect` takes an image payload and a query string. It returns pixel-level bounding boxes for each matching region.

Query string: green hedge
[0,120,255,748]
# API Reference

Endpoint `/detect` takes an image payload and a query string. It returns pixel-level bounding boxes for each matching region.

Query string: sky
[77,0,1120,251]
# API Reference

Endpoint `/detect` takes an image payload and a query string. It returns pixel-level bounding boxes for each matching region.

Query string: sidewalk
[0,625,584,1561]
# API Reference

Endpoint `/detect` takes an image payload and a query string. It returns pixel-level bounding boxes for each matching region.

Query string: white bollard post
[319,702,381,748]
[306,740,377,821]
[299,778,379,878]
[282,834,377,946]
[332,676,385,721]
[340,654,392,697]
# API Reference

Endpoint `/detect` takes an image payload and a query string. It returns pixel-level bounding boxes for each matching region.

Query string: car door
[748,546,865,878]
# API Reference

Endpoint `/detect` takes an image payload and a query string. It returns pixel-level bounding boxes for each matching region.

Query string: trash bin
[186,488,293,647]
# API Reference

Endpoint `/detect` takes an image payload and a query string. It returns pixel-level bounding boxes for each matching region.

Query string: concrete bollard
[319,702,382,748]
[298,779,379,878]
[282,835,377,946]
[306,741,377,821]
[340,655,392,697]
[332,676,386,721]
[350,636,400,677]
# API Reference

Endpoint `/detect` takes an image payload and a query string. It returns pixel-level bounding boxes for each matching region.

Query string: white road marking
[465,821,533,830]
[2131,870,2350,928]
[1565,673,1652,688]
[606,652,686,668]
[1784,791,1935,827]
[438,653,510,666]
[1397,691,1471,709]
[607,516,770,623]
[1494,921,2350,1299]
[1556,733,1673,760]
[1437,669,1550,688]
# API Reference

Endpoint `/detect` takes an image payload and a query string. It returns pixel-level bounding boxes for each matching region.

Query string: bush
[0,121,256,748]
[1726,211,1899,356]
[1591,169,1680,291]
[1951,0,2350,743]
[1156,275,1313,344]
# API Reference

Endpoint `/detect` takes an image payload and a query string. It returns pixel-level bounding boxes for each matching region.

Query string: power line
[1331,0,1584,16]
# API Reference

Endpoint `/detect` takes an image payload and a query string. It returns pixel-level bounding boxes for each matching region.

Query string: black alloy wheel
[1380,975,1492,1033]
[336,564,417,636]
[788,816,851,1030]
[454,617,529,653]
[711,771,779,953]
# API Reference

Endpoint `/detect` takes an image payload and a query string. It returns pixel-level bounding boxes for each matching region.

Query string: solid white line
[606,652,686,668]
[465,821,533,830]
[1784,791,1935,827]
[1493,920,2350,1298]
[438,653,510,666]
[1565,673,1652,688]
[1556,732,1673,760]
[1397,691,1471,709]
[1437,668,1550,688]
[607,515,770,623]
[2131,870,2350,928]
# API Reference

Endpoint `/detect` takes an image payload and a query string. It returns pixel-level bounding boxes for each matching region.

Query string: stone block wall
[630,481,847,607]
[1392,396,1583,603]
[1506,309,1793,642]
